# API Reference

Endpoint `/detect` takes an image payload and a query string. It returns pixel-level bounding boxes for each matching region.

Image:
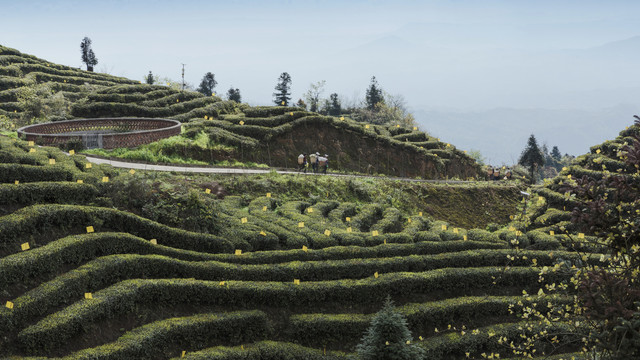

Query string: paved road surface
[84,156,474,184]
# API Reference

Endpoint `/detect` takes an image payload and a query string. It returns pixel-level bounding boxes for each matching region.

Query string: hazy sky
[2,0,640,163]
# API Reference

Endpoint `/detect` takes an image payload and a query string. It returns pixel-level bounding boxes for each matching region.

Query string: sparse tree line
[79,37,415,126]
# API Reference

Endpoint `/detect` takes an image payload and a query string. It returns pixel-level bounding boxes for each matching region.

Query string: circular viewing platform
[17,118,181,149]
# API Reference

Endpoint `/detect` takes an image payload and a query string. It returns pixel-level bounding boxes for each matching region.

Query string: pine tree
[551,146,561,160]
[273,72,292,106]
[355,297,426,360]
[365,76,384,111]
[227,87,241,102]
[145,71,155,85]
[80,37,98,72]
[197,72,217,96]
[518,134,545,184]
[328,93,341,116]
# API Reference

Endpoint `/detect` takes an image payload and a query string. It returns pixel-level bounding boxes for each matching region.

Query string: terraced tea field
[0,133,595,359]
[0,44,479,179]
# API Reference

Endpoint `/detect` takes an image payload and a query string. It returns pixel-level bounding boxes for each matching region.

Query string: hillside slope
[0,134,588,360]
[0,45,480,179]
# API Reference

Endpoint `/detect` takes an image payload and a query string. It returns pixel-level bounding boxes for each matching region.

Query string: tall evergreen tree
[80,37,98,72]
[273,72,292,106]
[145,71,155,85]
[328,93,341,116]
[551,146,562,160]
[365,76,384,111]
[355,297,426,360]
[197,72,217,96]
[518,134,545,184]
[227,87,241,102]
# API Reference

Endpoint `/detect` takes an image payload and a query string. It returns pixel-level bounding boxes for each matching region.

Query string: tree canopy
[80,37,98,72]
[365,76,384,110]
[518,134,545,184]
[226,87,241,102]
[273,72,292,106]
[197,72,217,96]
[355,296,426,360]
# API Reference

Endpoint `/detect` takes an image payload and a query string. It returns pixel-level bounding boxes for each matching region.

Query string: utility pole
[181,63,186,91]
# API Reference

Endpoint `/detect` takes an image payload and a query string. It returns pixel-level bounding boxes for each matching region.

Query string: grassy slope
[0,45,591,359]
[0,44,480,179]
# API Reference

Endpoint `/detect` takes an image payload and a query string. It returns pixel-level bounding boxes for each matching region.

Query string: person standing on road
[310,152,318,173]
[318,154,328,174]
[297,153,307,172]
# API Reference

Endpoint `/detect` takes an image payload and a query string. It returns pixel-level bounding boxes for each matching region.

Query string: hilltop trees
[273,72,292,106]
[80,37,98,72]
[227,87,241,102]
[304,80,326,113]
[328,93,341,116]
[197,72,217,96]
[145,71,155,85]
[518,134,545,184]
[356,297,426,360]
[365,76,384,110]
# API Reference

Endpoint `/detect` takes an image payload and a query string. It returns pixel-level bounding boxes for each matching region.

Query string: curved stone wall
[17,118,181,149]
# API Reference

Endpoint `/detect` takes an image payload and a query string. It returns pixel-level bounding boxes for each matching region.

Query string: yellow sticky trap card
[578,233,585,239]
[129,169,135,175]
[290,112,294,116]
[239,120,245,125]
[293,279,300,285]
[372,230,379,237]
[29,148,36,153]
[48,159,55,165]
[5,301,13,309]
[345,217,351,222]
[266,193,271,198]
[281,101,285,105]
[365,124,370,129]
[14,180,19,185]
[219,281,225,286]
[85,163,92,169]
[396,124,400,128]
[407,218,412,223]
[102,177,109,183]
[340,116,345,120]
[28,141,34,146]
[150,239,157,245]
[69,150,75,155]
[235,249,242,255]
[347,227,352,233]
[324,229,331,236]
[441,225,447,231]
[413,126,417,131]
[205,188,211,194]
[84,292,93,299]
[241,217,247,224]
[298,222,304,228]
[21,242,30,251]
[453,228,459,234]
[86,226,94,233]
[260,230,266,236]
[77,179,83,184]
[418,212,423,217]
[302,245,308,252]
[549,231,555,236]
[181,350,186,358]
[383,239,387,244]
[262,206,267,211]
[463,235,468,241]
[307,207,313,213]
[509,215,514,220]
[374,272,379,278]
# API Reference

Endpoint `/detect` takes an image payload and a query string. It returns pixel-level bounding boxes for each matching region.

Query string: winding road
[83,155,475,184]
